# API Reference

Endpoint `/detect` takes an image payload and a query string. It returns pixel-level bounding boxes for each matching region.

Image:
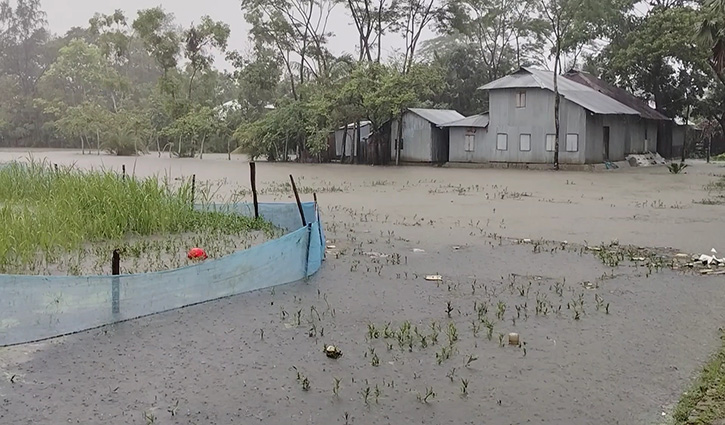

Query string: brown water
[1,149,724,425]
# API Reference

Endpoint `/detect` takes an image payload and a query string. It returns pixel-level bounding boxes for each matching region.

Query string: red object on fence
[187,247,208,260]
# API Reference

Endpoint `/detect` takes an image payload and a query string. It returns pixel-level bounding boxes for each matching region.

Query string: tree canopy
[0,0,721,158]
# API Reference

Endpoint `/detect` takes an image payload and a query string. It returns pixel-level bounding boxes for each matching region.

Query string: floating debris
[508,333,520,345]
[425,275,443,282]
[324,345,343,359]
[581,281,598,290]
[413,248,425,253]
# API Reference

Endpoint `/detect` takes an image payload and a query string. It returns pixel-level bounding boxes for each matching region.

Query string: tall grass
[0,159,271,271]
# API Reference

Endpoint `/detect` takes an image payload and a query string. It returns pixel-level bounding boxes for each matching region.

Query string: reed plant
[0,159,272,272]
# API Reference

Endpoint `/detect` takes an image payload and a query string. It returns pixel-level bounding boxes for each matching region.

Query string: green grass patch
[672,331,725,424]
[0,159,272,273]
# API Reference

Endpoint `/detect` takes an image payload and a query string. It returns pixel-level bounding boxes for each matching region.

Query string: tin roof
[480,67,642,116]
[337,121,372,130]
[408,108,465,125]
[562,71,670,121]
[439,113,490,128]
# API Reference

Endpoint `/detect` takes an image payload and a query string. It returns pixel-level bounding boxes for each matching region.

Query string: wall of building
[646,120,659,153]
[586,115,658,162]
[390,112,433,162]
[449,127,488,162]
[672,124,686,158]
[335,124,371,158]
[483,88,587,164]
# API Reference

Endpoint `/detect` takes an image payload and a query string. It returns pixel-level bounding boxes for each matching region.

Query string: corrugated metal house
[334,121,372,161]
[391,108,464,163]
[453,67,671,165]
[442,114,490,163]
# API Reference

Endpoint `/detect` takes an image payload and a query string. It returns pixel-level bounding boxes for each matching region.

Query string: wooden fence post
[250,162,259,218]
[111,249,120,316]
[191,174,196,206]
[290,174,306,227]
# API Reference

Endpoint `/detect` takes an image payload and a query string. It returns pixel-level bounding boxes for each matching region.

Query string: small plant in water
[370,348,380,367]
[461,378,469,396]
[417,387,436,403]
[465,354,478,367]
[667,162,688,174]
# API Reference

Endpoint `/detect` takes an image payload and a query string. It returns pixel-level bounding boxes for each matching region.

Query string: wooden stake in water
[111,249,120,315]
[250,162,259,219]
[121,164,126,181]
[290,174,306,227]
[191,174,196,206]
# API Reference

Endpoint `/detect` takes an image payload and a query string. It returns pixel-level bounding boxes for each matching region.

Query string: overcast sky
[41,0,433,69]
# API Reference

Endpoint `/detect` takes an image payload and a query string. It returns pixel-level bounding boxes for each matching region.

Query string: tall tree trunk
[553,46,561,171]
[80,135,85,155]
[188,67,198,100]
[199,135,205,159]
[376,7,382,63]
[96,129,101,155]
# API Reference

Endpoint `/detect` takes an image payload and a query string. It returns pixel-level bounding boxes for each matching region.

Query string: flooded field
[1,149,724,425]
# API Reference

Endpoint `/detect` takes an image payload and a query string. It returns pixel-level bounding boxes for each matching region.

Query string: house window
[496,133,508,151]
[464,134,475,152]
[519,134,531,151]
[545,134,556,152]
[516,91,526,108]
[566,133,579,152]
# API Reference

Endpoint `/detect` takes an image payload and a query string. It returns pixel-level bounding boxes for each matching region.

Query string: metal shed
[390,108,464,163]
[334,121,372,161]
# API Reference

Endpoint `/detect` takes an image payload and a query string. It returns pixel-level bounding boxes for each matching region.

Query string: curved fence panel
[0,202,325,347]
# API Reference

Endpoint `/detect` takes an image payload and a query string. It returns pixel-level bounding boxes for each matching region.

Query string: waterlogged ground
[2,230,277,276]
[1,150,725,425]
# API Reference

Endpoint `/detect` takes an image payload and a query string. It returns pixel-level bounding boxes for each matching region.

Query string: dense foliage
[0,0,722,160]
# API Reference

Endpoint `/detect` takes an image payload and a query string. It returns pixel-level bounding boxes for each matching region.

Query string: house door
[464,133,475,162]
[603,126,610,161]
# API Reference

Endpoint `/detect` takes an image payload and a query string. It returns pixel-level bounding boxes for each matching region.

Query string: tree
[421,40,489,115]
[536,0,633,169]
[343,0,397,62]
[698,0,725,77]
[184,16,230,100]
[162,106,219,157]
[38,38,122,109]
[597,6,709,120]
[390,0,444,74]
[696,0,725,136]
[440,0,545,81]
[0,0,54,145]
[230,46,283,121]
[242,0,336,94]
[89,10,131,66]
[132,7,180,97]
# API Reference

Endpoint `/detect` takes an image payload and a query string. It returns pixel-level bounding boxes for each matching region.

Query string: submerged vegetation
[0,159,274,274]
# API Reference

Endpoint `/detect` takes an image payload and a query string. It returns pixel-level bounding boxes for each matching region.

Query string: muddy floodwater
[1,149,724,425]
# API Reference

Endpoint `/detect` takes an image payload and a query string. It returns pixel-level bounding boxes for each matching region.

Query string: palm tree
[698,0,725,78]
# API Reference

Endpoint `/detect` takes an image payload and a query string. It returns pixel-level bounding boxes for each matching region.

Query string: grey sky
[41,0,435,69]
